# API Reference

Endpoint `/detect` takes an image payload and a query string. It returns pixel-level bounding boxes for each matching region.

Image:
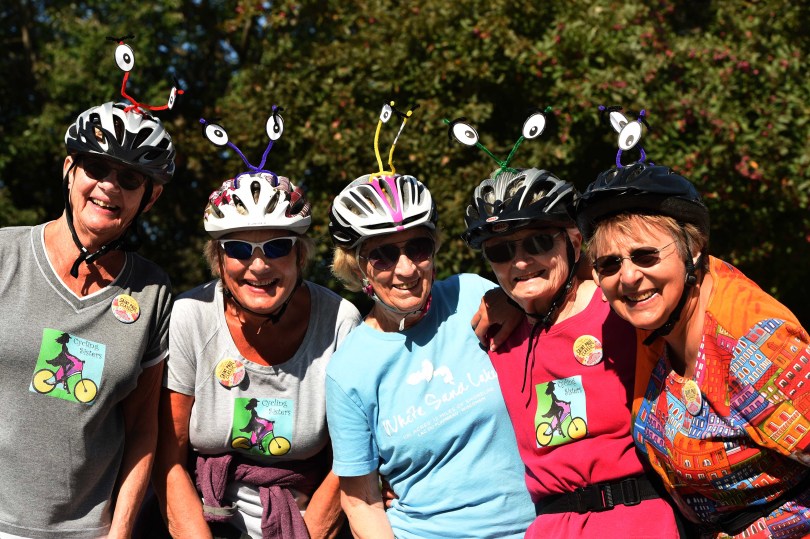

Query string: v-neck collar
[32,223,130,311]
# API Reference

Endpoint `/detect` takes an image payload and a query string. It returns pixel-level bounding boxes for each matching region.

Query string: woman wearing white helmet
[325,102,534,539]
[152,110,361,539]
[0,39,176,539]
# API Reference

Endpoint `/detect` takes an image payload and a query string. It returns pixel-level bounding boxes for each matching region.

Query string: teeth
[393,281,418,290]
[515,271,544,282]
[92,198,118,210]
[246,279,277,287]
[627,290,655,302]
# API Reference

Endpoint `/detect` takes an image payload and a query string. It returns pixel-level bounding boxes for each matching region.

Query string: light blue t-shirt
[326,273,534,539]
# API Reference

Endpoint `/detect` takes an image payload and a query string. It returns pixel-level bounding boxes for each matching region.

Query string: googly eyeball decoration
[199,105,286,184]
[444,107,552,178]
[598,105,650,168]
[106,34,185,114]
[369,100,420,180]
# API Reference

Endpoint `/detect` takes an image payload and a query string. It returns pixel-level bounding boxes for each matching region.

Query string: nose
[392,252,418,276]
[94,168,124,191]
[617,258,643,286]
[511,241,534,267]
[247,248,272,269]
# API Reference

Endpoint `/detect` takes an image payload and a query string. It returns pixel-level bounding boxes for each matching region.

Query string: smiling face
[590,217,688,331]
[64,155,161,247]
[360,227,435,321]
[219,229,301,315]
[484,226,579,315]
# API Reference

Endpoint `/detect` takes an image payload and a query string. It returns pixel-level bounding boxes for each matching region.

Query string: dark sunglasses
[219,237,298,260]
[80,157,147,191]
[361,236,435,271]
[592,241,677,277]
[482,231,562,264]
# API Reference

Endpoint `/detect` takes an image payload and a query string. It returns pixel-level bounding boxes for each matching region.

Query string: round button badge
[682,379,703,416]
[216,358,246,388]
[573,335,603,366]
[111,294,140,324]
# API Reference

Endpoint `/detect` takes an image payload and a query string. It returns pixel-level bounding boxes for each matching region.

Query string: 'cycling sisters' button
[682,379,703,416]
[111,294,140,323]
[573,335,603,366]
[216,358,246,388]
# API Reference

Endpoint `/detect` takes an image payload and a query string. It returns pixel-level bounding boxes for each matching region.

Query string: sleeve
[326,370,379,477]
[164,297,200,395]
[733,318,810,461]
[335,299,363,346]
[141,278,172,368]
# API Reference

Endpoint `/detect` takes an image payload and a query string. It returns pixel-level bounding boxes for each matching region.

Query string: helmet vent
[112,115,126,143]
[266,191,280,215]
[93,126,106,145]
[250,181,261,204]
[231,194,249,215]
[378,180,396,209]
[504,178,527,205]
[133,127,155,148]
[206,203,224,219]
[526,184,551,206]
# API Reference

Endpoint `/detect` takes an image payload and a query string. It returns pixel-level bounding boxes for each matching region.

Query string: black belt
[535,475,660,515]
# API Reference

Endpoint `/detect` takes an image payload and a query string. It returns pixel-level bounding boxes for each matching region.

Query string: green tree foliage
[1,0,808,321]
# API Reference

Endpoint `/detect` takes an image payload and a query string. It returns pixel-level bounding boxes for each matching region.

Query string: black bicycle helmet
[463,168,576,249]
[573,162,709,241]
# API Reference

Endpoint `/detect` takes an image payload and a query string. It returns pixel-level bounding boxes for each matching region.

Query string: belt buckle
[619,478,642,506]
[574,484,613,513]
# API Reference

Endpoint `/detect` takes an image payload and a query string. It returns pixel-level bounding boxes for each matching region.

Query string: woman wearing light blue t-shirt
[324,103,533,539]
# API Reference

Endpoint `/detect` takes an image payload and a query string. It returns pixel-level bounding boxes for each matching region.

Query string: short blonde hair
[588,213,708,267]
[331,226,442,292]
[203,234,315,278]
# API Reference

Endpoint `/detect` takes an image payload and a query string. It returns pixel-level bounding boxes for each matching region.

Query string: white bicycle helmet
[204,172,311,239]
[65,102,175,184]
[329,173,437,248]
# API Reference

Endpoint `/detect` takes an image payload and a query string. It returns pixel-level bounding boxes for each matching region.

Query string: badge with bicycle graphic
[30,329,104,404]
[230,397,294,456]
[534,375,588,447]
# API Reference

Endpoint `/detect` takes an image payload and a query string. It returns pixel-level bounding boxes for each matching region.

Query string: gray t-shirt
[0,224,171,539]
[165,279,361,534]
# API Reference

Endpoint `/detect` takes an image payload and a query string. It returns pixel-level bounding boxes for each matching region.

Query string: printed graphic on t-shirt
[29,328,104,404]
[534,376,588,447]
[230,397,294,456]
[380,359,500,440]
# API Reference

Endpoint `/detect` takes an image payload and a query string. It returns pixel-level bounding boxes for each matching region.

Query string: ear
[63,156,76,189]
[141,184,164,213]
[567,227,583,263]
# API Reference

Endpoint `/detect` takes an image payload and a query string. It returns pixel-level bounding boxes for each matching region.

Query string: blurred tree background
[1,0,808,321]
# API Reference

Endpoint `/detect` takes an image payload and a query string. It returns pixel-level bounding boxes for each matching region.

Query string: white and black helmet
[463,168,576,249]
[204,172,311,239]
[65,102,175,184]
[329,173,437,248]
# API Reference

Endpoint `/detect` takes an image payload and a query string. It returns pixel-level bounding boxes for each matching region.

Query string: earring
[362,278,374,297]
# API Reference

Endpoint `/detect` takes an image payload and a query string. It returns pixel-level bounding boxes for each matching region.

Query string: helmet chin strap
[642,228,703,346]
[517,233,579,408]
[222,277,303,329]
[359,265,433,331]
[217,247,303,329]
[62,160,153,278]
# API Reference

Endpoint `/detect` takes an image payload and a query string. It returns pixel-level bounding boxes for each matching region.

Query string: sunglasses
[80,157,148,191]
[592,241,677,277]
[219,237,298,260]
[482,232,562,264]
[361,236,435,271]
